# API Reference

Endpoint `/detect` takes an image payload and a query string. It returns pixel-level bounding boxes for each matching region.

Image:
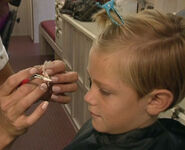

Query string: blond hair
[92,9,185,109]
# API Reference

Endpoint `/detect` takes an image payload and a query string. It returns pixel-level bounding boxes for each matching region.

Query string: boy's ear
[146,89,174,116]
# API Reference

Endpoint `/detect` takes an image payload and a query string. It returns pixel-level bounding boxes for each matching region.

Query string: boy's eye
[99,89,111,96]
[88,77,92,87]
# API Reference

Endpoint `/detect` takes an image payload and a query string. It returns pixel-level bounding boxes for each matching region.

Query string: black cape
[64,118,185,150]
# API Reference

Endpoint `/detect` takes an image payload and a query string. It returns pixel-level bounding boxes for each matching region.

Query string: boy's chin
[91,119,110,134]
[91,119,128,135]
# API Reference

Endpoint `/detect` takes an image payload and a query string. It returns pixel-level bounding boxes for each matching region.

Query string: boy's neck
[137,116,158,129]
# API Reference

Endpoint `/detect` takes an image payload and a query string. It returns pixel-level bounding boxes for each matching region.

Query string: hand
[43,60,78,103]
[0,67,49,149]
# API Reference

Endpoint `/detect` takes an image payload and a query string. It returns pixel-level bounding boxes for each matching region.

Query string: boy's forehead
[88,49,122,73]
[89,46,130,63]
[88,46,133,79]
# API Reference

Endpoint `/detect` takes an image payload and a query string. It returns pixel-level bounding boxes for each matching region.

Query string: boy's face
[85,48,152,134]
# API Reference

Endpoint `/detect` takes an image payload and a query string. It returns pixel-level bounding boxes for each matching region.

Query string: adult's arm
[0,67,49,150]
[0,36,13,85]
[0,62,13,85]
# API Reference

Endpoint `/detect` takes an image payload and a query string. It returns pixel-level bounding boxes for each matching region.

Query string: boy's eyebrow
[86,69,115,89]
[93,79,117,93]
[93,79,109,87]
[86,69,90,76]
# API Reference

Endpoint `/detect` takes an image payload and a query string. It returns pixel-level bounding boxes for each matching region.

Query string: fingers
[51,71,78,83]
[0,67,39,96]
[15,101,49,130]
[10,81,39,101]
[1,83,38,115]
[44,60,66,75]
[50,82,77,104]
[15,83,48,115]
[51,94,71,103]
[24,101,49,126]
[52,83,78,94]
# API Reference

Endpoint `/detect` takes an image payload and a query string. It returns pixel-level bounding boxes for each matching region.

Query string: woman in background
[0,0,9,33]
[0,1,78,149]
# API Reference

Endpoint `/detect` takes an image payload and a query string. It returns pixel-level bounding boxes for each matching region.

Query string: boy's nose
[84,89,98,106]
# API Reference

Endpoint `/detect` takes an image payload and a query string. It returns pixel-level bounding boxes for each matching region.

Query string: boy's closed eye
[99,88,111,96]
[88,76,113,96]
[88,77,92,88]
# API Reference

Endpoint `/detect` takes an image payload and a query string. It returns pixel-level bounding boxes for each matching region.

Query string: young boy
[63,8,185,150]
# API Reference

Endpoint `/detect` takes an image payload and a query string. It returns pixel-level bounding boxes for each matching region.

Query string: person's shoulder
[158,118,185,135]
[75,119,93,136]
[63,119,97,150]
[0,36,9,71]
[0,37,3,49]
[153,118,185,150]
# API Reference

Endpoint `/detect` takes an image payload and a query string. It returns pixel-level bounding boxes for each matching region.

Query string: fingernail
[40,83,48,91]
[30,68,38,75]
[46,69,53,75]
[42,101,49,110]
[45,61,53,68]
[52,86,61,92]
[51,76,58,82]
[51,94,58,100]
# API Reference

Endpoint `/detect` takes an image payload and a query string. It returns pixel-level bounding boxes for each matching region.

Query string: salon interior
[1,0,185,149]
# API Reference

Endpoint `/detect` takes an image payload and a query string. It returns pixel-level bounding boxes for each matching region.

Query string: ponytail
[92,9,124,29]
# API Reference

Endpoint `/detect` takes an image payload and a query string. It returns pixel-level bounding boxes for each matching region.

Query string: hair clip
[20,74,52,86]
[20,61,52,87]
[96,0,124,26]
[33,74,52,82]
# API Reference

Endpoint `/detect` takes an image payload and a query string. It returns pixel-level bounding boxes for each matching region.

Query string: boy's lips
[90,111,101,117]
[88,107,101,117]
